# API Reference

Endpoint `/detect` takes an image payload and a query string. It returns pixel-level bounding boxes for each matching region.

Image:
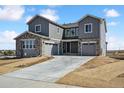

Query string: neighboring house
[15,14,107,57]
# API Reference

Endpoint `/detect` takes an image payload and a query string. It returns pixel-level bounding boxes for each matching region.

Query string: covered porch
[61,39,79,55]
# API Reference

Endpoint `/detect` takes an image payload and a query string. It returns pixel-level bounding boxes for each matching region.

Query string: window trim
[70,28,76,37]
[65,28,79,37]
[35,24,41,32]
[84,23,92,33]
[75,28,79,36]
[65,29,70,37]
[57,27,60,32]
[21,39,35,49]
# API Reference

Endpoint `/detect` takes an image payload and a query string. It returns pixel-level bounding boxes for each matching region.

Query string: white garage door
[43,43,59,55]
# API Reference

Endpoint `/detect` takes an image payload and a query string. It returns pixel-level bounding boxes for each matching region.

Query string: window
[83,43,88,45]
[22,39,35,49]
[35,24,41,32]
[84,23,92,33]
[71,28,75,36]
[26,40,29,48]
[22,41,25,48]
[89,43,95,45]
[57,27,59,32]
[65,28,79,37]
[75,28,79,36]
[65,29,70,37]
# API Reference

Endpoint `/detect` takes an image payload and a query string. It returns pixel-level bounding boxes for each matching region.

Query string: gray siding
[49,23,63,40]
[79,16,100,39]
[28,16,49,36]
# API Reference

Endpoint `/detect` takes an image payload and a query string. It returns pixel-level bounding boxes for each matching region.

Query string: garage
[42,41,59,55]
[81,43,96,56]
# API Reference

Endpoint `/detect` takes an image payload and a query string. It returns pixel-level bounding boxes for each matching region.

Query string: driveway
[3,56,94,82]
[0,76,79,88]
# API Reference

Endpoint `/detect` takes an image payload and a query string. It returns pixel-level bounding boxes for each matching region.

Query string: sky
[0,5,123,50]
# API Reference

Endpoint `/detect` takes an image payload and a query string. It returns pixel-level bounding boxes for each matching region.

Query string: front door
[63,42,66,53]
[62,41,78,55]
[66,42,70,53]
[63,42,71,54]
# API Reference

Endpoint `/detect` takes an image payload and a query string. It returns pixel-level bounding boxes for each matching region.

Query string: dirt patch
[107,50,124,60]
[0,56,53,74]
[76,56,118,71]
[57,56,124,88]
[15,56,53,68]
[0,59,23,66]
[117,73,124,78]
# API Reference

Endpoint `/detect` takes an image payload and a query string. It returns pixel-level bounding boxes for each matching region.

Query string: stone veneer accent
[16,32,43,57]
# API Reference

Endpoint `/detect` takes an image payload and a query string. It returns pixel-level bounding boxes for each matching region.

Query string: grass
[0,56,53,74]
[57,56,124,88]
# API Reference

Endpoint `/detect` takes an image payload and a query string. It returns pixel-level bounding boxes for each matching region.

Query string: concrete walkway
[0,76,79,88]
[3,56,94,82]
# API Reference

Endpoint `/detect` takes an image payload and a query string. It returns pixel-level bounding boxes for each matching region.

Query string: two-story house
[14,14,107,57]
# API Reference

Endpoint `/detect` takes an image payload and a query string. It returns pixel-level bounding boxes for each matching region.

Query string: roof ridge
[14,31,49,40]
[27,14,63,28]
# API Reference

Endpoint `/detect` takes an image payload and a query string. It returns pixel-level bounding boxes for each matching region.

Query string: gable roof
[26,14,107,32]
[77,14,107,32]
[77,14,103,22]
[27,15,64,28]
[14,31,49,40]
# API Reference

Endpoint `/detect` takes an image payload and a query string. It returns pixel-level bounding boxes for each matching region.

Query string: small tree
[3,51,8,55]
[7,50,14,56]
[0,50,2,54]
[2,50,15,56]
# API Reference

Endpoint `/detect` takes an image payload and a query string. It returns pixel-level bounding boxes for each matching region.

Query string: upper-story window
[84,23,92,33]
[65,28,79,37]
[65,29,70,37]
[75,28,79,36]
[70,28,75,36]
[57,27,60,33]
[35,24,41,32]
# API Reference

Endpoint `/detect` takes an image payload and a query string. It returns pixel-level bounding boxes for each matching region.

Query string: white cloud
[0,30,18,49]
[107,36,124,50]
[104,9,120,17]
[107,21,118,26]
[0,5,25,21]
[40,8,59,22]
[25,16,33,23]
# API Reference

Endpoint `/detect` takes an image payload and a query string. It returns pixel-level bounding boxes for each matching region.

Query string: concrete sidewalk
[0,75,79,88]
